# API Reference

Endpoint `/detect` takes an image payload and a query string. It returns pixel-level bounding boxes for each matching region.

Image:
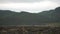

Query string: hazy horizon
[0,0,60,13]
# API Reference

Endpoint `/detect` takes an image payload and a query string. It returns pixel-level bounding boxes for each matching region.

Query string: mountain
[0,7,60,25]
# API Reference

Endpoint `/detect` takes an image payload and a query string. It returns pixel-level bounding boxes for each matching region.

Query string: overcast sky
[0,0,60,13]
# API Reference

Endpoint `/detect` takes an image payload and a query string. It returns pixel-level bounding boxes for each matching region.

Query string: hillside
[0,7,60,25]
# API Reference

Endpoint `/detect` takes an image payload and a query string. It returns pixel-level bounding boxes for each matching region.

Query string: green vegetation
[0,7,60,25]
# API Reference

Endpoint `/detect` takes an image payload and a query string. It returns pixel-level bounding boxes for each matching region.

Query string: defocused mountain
[0,7,60,25]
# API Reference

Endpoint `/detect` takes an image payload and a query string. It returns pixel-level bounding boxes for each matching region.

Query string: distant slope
[0,7,60,25]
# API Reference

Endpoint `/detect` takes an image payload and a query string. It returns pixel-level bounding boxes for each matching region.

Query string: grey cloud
[50,0,60,4]
[0,0,43,3]
[0,0,60,3]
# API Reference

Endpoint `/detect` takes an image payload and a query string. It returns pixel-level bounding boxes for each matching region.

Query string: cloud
[0,1,59,13]
[0,0,60,3]
[0,0,43,3]
[0,0,60,13]
[50,0,60,4]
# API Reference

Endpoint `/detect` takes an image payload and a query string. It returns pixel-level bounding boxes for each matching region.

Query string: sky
[0,0,60,13]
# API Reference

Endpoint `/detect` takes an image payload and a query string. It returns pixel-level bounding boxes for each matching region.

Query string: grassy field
[0,24,60,34]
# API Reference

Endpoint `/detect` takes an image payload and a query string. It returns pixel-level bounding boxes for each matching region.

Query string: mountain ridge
[0,7,60,25]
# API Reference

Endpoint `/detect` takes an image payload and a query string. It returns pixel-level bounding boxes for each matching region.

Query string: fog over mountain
[0,0,60,13]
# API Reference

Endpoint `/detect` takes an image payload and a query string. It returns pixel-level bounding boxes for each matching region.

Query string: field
[0,25,60,34]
